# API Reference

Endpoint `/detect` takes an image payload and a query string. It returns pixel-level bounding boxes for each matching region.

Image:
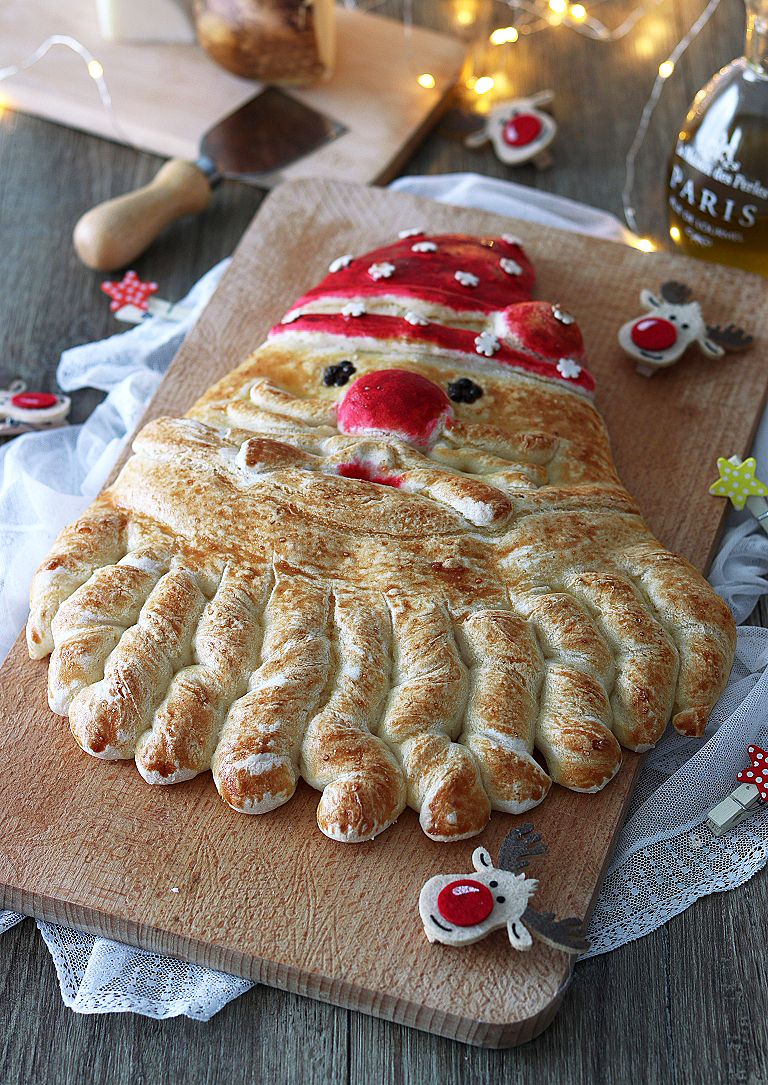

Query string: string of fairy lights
[620,0,724,237]
[0,0,730,247]
[0,34,131,144]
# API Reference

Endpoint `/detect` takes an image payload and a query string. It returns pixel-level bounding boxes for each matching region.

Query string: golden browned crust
[193,0,328,85]
[27,232,736,842]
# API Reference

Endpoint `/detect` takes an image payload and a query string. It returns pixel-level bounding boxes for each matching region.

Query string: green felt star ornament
[709,457,768,510]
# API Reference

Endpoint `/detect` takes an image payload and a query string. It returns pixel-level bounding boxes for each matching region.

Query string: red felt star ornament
[737,746,768,800]
[100,271,159,313]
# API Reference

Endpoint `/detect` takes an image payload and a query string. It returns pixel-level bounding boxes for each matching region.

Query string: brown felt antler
[660,280,693,305]
[521,909,590,954]
[705,323,754,353]
[497,824,547,873]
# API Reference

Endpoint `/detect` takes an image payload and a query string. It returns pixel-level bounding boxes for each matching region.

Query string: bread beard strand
[26,233,736,843]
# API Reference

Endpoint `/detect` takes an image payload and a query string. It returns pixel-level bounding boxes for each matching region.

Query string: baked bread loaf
[27,231,737,843]
[192,0,335,85]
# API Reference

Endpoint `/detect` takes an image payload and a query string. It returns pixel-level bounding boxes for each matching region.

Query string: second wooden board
[0,1,464,185]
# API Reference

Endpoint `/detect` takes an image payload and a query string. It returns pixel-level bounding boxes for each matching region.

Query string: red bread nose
[630,317,677,351]
[336,369,453,450]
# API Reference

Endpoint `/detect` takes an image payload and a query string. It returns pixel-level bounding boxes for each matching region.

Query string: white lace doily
[583,626,768,956]
[2,176,768,1017]
[36,924,253,1021]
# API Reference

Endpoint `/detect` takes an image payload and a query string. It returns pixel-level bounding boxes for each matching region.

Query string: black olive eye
[323,361,356,387]
[681,323,689,329]
[489,880,498,887]
[496,896,506,903]
[670,314,677,321]
[447,377,483,404]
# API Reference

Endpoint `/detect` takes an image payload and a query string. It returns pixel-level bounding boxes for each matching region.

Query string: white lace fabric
[36,925,252,1020]
[583,627,768,956]
[2,175,767,1017]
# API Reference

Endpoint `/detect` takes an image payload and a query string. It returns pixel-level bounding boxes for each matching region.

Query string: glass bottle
[666,0,768,277]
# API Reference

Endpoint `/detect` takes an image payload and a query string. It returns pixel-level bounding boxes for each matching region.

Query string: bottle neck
[745,0,768,73]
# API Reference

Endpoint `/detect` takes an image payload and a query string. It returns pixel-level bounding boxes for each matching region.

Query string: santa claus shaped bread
[27,231,736,843]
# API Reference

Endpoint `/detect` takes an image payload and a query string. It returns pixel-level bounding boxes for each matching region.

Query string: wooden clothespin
[707,746,768,835]
[101,271,193,324]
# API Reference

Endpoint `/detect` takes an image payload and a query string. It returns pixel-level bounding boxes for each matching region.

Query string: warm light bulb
[635,238,655,252]
[456,9,474,25]
[658,61,674,78]
[490,26,518,44]
[418,73,436,88]
[549,0,567,13]
[635,35,656,60]
[570,4,586,17]
[87,60,104,79]
[473,76,495,94]
[669,226,681,241]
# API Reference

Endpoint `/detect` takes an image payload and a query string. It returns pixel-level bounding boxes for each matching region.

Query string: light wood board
[1,180,767,1048]
[0,0,464,185]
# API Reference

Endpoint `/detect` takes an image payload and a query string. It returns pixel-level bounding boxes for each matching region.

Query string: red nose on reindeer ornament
[419,824,590,953]
[0,381,70,438]
[618,281,752,377]
[464,91,557,170]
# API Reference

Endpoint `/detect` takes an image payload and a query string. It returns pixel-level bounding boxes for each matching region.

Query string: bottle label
[669,141,767,249]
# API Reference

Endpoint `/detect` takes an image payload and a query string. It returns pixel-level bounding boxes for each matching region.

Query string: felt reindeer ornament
[464,91,557,169]
[419,824,590,953]
[618,280,752,376]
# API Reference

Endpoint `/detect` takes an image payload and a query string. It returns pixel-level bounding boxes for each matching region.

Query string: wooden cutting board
[0,0,464,185]
[1,180,767,1048]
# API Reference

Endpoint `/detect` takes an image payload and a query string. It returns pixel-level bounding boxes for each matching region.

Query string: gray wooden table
[2,0,767,1080]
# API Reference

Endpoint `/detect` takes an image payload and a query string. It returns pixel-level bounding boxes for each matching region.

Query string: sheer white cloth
[2,174,767,1016]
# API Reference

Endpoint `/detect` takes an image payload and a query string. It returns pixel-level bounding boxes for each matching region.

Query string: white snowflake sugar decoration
[341,301,367,317]
[329,254,354,273]
[455,270,479,288]
[556,357,582,379]
[368,262,395,281]
[500,257,523,276]
[412,241,438,253]
[475,331,500,357]
[502,233,523,247]
[398,227,424,238]
[404,310,429,326]
[552,304,575,325]
[280,310,302,324]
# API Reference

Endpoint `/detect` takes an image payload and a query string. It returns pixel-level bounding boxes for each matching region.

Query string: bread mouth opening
[335,461,404,488]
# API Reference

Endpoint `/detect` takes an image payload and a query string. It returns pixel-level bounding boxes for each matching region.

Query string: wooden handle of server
[73,159,213,272]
